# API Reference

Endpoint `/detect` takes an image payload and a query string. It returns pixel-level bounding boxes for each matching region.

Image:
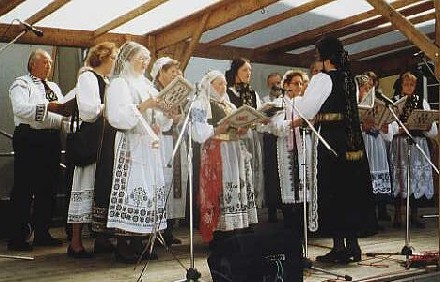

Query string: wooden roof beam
[180,12,210,71]
[295,10,435,59]
[94,0,169,39]
[150,0,278,51]
[0,24,148,48]
[205,0,335,47]
[26,0,71,25]
[193,43,302,67]
[343,11,435,46]
[365,0,439,61]
[0,0,25,17]
[255,0,424,54]
[350,31,435,61]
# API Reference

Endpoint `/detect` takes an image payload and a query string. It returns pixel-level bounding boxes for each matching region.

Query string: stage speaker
[207,227,303,282]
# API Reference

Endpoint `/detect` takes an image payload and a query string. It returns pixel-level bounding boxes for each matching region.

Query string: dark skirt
[316,122,377,237]
[91,119,116,234]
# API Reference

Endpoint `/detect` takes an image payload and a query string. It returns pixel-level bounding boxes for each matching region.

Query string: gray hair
[27,48,50,73]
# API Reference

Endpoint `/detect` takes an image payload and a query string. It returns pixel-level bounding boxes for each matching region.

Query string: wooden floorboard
[0,207,439,281]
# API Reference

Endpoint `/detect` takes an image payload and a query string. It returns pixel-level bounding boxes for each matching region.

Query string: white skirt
[390,135,434,199]
[67,163,96,223]
[363,132,392,195]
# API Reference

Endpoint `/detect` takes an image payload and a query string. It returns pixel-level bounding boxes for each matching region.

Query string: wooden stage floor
[0,207,439,282]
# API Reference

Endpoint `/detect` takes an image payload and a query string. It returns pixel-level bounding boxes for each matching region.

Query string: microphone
[17,20,43,37]
[269,85,288,98]
[413,50,424,57]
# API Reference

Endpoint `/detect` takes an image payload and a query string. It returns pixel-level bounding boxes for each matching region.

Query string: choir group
[7,36,438,265]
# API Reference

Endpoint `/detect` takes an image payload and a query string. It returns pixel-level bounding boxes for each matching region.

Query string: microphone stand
[170,88,202,282]
[289,100,351,281]
[366,104,439,268]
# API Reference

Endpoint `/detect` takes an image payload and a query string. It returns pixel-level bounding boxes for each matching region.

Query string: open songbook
[218,105,269,128]
[405,109,439,131]
[156,76,193,112]
[257,101,284,118]
[358,95,407,129]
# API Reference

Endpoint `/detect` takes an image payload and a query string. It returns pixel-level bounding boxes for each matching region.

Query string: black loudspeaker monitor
[207,226,303,282]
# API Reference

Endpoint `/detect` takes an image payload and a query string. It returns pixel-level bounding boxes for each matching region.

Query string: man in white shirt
[8,49,69,251]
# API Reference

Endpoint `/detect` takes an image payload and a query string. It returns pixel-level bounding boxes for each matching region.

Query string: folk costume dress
[153,81,188,221]
[269,95,318,230]
[390,95,437,200]
[93,75,172,235]
[295,71,376,237]
[358,90,393,200]
[67,70,106,224]
[192,74,258,242]
[227,83,265,207]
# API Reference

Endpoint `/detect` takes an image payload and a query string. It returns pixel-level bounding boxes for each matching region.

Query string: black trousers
[10,124,61,241]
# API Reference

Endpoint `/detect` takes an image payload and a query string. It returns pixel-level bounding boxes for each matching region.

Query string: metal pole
[302,127,308,259]
[188,119,195,270]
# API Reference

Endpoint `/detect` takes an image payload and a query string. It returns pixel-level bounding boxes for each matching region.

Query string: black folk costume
[296,69,376,264]
[227,83,265,208]
[9,74,64,248]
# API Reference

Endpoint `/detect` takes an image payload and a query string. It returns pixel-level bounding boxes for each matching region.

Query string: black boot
[346,237,362,262]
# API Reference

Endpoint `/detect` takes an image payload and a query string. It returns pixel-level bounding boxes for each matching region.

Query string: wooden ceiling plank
[94,0,169,38]
[205,0,335,47]
[255,0,424,54]
[0,0,25,17]
[365,0,438,61]
[180,12,210,71]
[350,31,435,60]
[26,0,71,25]
[152,0,277,51]
[343,11,435,46]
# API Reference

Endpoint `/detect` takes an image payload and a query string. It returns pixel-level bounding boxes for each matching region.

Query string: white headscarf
[150,56,174,82]
[113,41,150,79]
[199,70,232,119]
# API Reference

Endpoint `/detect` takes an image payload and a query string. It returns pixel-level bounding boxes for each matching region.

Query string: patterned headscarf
[112,41,150,77]
[199,70,231,119]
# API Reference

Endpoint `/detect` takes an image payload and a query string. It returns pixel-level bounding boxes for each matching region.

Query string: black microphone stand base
[173,267,202,282]
[303,257,353,281]
[401,245,414,256]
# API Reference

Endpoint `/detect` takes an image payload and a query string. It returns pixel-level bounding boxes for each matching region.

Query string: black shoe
[142,250,159,260]
[316,249,350,264]
[8,240,33,252]
[165,236,182,246]
[94,239,115,254]
[34,236,63,246]
[347,245,362,262]
[67,245,94,259]
[114,250,138,264]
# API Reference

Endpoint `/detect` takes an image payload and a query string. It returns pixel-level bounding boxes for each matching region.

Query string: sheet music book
[156,76,193,112]
[218,105,269,128]
[405,109,439,131]
[358,95,407,129]
[257,101,284,117]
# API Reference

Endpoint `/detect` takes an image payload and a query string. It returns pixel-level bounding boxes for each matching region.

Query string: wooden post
[434,0,440,268]
[180,12,210,72]
[366,0,439,61]
[146,35,157,78]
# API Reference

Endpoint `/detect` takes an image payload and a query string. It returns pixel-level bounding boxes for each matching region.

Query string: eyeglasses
[134,56,150,63]
[289,81,303,87]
